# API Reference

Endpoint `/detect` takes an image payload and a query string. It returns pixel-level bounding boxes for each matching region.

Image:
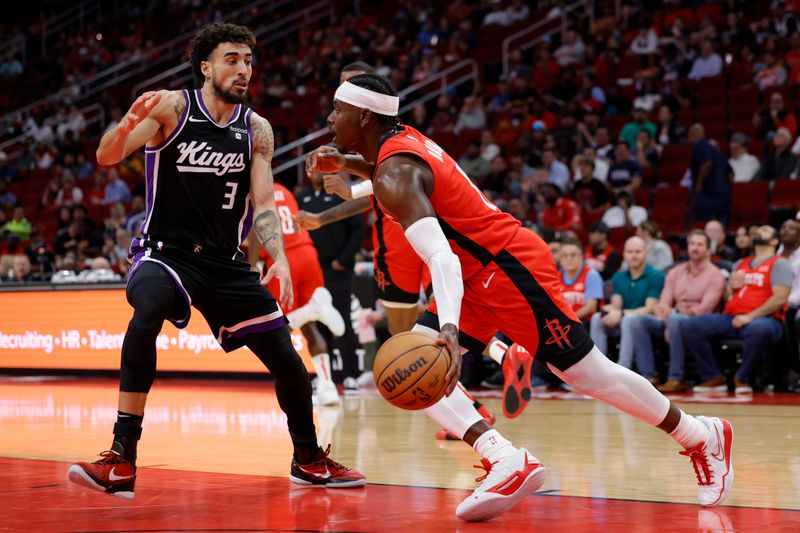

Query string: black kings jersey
[141,89,254,251]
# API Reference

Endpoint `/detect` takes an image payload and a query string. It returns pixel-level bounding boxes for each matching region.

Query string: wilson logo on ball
[381,356,428,393]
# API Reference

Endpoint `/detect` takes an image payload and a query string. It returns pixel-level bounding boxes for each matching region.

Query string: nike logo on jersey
[175,141,246,176]
[108,466,134,481]
[188,115,207,123]
[482,272,496,288]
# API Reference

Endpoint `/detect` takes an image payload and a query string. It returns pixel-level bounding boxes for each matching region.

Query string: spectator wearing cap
[620,107,657,150]
[729,134,761,182]
[585,222,622,280]
[542,148,570,192]
[458,140,491,181]
[602,190,648,231]
[757,127,798,181]
[607,142,643,193]
[681,225,792,394]
[688,124,732,223]
[688,40,723,81]
[539,183,581,231]
[754,92,798,140]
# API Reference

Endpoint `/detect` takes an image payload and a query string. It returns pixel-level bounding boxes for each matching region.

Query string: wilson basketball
[373,331,451,410]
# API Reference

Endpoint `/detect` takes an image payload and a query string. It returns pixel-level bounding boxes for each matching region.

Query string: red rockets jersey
[724,255,784,318]
[374,126,521,279]
[560,266,592,315]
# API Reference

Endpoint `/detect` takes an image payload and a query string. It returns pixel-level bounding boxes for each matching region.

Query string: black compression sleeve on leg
[120,262,176,393]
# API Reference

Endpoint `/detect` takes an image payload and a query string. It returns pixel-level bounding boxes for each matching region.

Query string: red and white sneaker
[67,450,136,499]
[289,445,366,488]
[436,402,497,440]
[502,343,533,419]
[455,448,546,522]
[679,416,734,506]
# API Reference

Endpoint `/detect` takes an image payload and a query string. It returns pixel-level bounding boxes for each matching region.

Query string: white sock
[486,338,509,365]
[312,353,333,385]
[669,412,710,449]
[473,429,517,462]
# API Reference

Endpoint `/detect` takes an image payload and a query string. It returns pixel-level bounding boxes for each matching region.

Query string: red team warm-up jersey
[724,255,784,319]
[373,126,594,365]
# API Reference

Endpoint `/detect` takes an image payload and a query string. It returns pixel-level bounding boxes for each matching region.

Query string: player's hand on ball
[306,146,345,174]
[437,323,461,396]
[294,211,321,230]
[120,91,161,134]
[262,257,294,310]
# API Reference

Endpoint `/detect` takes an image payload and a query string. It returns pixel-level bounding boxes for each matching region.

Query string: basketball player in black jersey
[67,23,365,499]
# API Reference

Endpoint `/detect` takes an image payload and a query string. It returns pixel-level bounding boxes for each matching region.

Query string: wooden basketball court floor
[1,378,799,532]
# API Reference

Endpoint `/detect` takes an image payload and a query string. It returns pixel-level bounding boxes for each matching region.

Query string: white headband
[334,80,399,116]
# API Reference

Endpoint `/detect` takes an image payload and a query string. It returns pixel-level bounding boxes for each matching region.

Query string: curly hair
[189,22,256,87]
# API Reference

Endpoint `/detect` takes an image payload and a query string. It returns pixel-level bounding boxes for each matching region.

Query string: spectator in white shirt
[483,1,511,26]
[602,190,649,230]
[506,0,530,23]
[631,27,659,55]
[729,135,761,182]
[688,40,723,80]
[554,30,586,67]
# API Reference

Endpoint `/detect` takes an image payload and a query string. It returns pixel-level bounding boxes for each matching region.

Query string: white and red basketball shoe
[67,450,136,499]
[679,416,734,507]
[455,448,546,521]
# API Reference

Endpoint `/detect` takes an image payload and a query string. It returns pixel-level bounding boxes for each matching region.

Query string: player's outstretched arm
[373,156,464,396]
[295,196,371,231]
[250,113,293,310]
[97,90,180,166]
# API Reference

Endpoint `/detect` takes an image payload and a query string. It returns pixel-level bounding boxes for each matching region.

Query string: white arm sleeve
[404,217,463,329]
[350,180,373,199]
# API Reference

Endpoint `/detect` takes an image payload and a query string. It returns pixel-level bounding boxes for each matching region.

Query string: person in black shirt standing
[298,170,365,391]
[67,23,364,499]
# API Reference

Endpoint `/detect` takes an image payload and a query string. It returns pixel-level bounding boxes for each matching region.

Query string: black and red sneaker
[502,343,533,419]
[67,450,136,499]
[289,445,366,488]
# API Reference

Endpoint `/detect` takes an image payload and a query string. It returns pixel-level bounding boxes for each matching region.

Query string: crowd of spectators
[2,0,800,390]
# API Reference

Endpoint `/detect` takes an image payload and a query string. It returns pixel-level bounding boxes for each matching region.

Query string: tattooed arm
[97,90,184,166]
[250,112,293,309]
[295,196,371,231]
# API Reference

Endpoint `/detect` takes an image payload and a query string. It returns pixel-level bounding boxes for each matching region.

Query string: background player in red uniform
[256,182,345,406]
[321,73,735,521]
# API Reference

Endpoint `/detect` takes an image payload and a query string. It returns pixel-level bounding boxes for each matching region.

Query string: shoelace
[472,458,496,483]
[679,443,713,486]
[314,444,352,472]
[93,450,129,465]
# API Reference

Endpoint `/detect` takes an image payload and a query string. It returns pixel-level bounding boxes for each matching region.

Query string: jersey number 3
[222,182,238,210]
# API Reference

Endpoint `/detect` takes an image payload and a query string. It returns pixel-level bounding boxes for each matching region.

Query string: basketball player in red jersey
[318,74,734,521]
[259,182,345,406]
